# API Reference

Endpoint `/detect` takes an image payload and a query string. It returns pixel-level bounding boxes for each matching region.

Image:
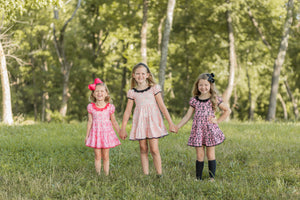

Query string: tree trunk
[33,66,38,121]
[29,36,38,121]
[120,66,127,112]
[41,61,51,122]
[184,25,190,111]
[278,93,288,120]
[141,0,149,64]
[267,0,293,121]
[59,67,71,117]
[284,80,299,120]
[246,64,254,121]
[247,7,271,50]
[0,41,13,125]
[157,16,165,54]
[222,0,236,109]
[159,0,176,95]
[53,0,81,117]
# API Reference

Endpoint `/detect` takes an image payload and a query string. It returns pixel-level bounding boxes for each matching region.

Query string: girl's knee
[139,140,149,154]
[101,149,110,161]
[139,144,148,154]
[95,155,101,161]
[102,156,109,162]
[94,149,102,160]
[150,147,160,156]
[206,147,215,160]
[140,146,148,154]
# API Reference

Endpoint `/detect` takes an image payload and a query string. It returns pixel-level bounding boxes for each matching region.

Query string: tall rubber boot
[196,160,204,180]
[208,160,216,179]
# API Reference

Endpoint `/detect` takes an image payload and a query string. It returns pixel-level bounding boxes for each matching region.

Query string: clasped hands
[119,128,127,140]
[118,118,218,139]
[170,116,218,134]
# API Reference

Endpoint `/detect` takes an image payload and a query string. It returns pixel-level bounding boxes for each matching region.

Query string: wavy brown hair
[192,73,219,111]
[89,83,111,103]
[130,63,156,89]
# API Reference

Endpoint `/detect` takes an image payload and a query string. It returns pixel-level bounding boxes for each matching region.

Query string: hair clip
[88,78,103,91]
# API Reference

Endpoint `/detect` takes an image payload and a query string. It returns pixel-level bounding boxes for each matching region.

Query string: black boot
[208,160,216,179]
[196,160,204,180]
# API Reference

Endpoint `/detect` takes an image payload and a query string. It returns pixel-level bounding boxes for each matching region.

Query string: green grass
[0,122,299,199]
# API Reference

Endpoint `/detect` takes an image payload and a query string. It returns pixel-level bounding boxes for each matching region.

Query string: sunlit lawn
[0,121,299,199]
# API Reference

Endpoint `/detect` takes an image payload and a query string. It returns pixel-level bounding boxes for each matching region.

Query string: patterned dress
[188,96,225,147]
[127,84,168,140]
[86,103,121,149]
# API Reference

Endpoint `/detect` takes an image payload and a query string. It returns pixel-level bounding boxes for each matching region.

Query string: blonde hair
[192,73,218,111]
[130,63,156,89]
[89,83,111,103]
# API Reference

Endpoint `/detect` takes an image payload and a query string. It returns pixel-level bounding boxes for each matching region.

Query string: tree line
[0,0,299,125]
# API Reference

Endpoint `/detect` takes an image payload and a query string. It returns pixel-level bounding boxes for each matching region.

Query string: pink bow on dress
[88,78,103,91]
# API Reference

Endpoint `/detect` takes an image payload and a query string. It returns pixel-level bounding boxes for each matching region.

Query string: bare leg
[196,146,205,161]
[206,146,215,160]
[94,148,102,175]
[149,138,162,175]
[102,148,110,176]
[139,139,149,175]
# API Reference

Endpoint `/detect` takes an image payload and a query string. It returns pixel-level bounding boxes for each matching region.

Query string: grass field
[0,121,299,199]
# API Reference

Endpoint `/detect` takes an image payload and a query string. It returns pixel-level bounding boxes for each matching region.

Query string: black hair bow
[207,73,215,83]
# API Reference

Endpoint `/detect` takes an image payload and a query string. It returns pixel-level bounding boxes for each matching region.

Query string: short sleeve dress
[188,96,225,147]
[127,84,168,140]
[85,103,121,149]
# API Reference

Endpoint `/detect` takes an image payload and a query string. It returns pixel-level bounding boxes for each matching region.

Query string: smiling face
[133,66,149,86]
[198,79,211,96]
[93,85,108,102]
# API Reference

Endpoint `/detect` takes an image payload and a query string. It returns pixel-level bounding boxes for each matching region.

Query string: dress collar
[195,96,210,102]
[91,103,109,111]
[133,86,151,93]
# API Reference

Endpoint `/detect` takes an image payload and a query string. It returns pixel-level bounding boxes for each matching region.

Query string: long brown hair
[130,63,156,89]
[89,83,111,103]
[192,73,218,111]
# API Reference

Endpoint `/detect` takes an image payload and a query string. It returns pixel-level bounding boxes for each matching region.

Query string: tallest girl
[120,63,176,176]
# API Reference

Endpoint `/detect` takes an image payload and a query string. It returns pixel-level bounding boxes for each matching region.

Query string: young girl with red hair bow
[85,78,121,175]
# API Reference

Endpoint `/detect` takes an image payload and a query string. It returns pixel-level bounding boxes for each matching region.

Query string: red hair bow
[88,78,103,91]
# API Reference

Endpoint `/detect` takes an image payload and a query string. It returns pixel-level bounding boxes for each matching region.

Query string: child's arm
[85,113,93,143]
[120,99,134,140]
[110,113,121,134]
[214,102,231,123]
[177,106,194,130]
[155,93,176,132]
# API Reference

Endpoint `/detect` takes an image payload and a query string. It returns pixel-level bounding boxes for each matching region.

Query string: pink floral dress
[188,96,225,147]
[85,103,121,149]
[127,85,168,140]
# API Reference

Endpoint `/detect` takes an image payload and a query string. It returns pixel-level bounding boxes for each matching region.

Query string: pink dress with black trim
[127,84,168,140]
[86,103,121,149]
[188,96,225,147]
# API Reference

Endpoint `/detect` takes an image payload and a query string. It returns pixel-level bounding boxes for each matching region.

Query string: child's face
[198,79,211,95]
[133,66,149,85]
[93,85,108,101]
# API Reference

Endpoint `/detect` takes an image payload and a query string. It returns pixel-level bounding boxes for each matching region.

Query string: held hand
[119,128,128,140]
[169,123,177,133]
[209,116,218,124]
[174,125,179,133]
[122,131,128,140]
